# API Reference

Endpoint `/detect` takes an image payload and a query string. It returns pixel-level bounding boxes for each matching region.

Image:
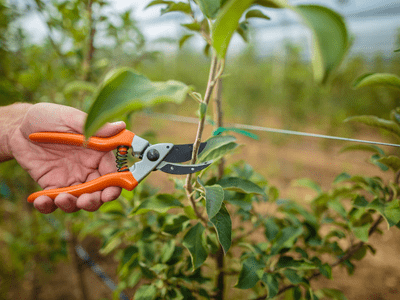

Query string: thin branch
[33,0,74,71]
[184,53,219,225]
[82,0,95,81]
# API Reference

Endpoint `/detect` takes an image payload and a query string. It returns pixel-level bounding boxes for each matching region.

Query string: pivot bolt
[147,149,160,161]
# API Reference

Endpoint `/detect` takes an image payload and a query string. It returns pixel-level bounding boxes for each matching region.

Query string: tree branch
[184,53,219,225]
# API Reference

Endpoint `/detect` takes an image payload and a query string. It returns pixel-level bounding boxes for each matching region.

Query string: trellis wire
[144,111,400,148]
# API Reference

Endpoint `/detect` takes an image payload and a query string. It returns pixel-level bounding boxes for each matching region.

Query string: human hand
[9,103,126,214]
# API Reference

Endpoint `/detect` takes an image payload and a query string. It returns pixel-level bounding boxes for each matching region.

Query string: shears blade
[157,160,213,175]
[162,142,207,163]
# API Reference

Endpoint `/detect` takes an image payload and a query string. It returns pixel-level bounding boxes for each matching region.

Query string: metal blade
[157,161,212,175]
[162,142,207,163]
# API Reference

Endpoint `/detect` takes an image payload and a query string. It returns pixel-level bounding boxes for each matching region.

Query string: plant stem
[212,61,226,300]
[34,0,74,72]
[215,246,225,300]
[185,53,219,224]
[82,0,95,82]
[213,74,224,180]
[67,223,90,300]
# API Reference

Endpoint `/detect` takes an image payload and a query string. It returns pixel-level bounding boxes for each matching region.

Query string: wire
[144,112,400,148]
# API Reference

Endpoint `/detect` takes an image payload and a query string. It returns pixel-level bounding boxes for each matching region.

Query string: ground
[8,114,400,300]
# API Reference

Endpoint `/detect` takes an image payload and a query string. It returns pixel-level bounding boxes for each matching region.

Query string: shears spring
[116,145,129,172]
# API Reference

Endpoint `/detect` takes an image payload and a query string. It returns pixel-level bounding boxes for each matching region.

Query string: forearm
[0,103,33,162]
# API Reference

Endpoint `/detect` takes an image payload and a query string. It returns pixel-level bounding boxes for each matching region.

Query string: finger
[76,192,102,212]
[54,193,80,213]
[94,121,126,138]
[101,186,122,203]
[33,195,58,214]
[20,103,87,138]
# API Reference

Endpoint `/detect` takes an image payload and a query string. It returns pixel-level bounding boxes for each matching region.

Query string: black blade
[163,142,207,163]
[157,161,212,175]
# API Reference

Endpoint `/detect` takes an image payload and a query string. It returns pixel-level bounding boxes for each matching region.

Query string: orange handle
[27,172,138,203]
[29,129,135,151]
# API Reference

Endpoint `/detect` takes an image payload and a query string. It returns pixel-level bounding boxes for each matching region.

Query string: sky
[16,0,400,58]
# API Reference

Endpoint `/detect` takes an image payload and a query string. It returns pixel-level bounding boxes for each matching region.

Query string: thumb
[93,121,127,138]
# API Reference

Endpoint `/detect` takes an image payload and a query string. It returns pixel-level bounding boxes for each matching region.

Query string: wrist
[0,102,33,162]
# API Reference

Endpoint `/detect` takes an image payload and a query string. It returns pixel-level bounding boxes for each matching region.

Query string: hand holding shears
[27,129,210,204]
[11,103,210,214]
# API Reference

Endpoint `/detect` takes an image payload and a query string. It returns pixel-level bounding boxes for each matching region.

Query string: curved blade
[157,161,213,175]
[163,142,207,163]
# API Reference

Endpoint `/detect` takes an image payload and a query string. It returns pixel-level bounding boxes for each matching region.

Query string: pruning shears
[27,129,211,203]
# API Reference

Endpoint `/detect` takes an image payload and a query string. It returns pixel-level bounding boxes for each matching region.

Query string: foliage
[1,0,400,299]
[80,1,400,300]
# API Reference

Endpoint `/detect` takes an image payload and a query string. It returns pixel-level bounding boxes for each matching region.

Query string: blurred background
[1,0,400,299]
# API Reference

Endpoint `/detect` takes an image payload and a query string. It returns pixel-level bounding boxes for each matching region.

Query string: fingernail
[111,121,124,126]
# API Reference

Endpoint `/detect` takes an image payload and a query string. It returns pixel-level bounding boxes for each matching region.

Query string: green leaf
[351,223,369,242]
[284,269,303,284]
[384,199,400,227]
[85,68,191,137]
[182,223,208,270]
[199,102,207,118]
[146,0,174,8]
[223,191,252,211]
[161,240,175,263]
[253,0,287,8]
[264,218,279,241]
[245,9,271,20]
[261,273,279,298]
[217,177,265,196]
[344,115,400,138]
[276,256,316,270]
[212,0,255,58]
[352,195,369,207]
[161,2,191,15]
[293,286,302,300]
[319,263,332,279]
[320,288,348,300]
[353,73,400,91]
[366,199,400,227]
[181,22,202,32]
[295,5,349,83]
[236,21,249,43]
[352,245,367,261]
[201,142,238,162]
[237,22,252,44]
[293,178,322,193]
[121,245,139,266]
[64,81,96,95]
[198,135,238,162]
[340,144,385,156]
[370,154,389,171]
[270,226,303,255]
[179,34,194,48]
[333,172,351,184]
[198,135,236,159]
[204,184,224,219]
[235,256,263,289]
[99,200,125,215]
[194,0,221,19]
[131,194,183,215]
[134,284,157,300]
[395,48,400,53]
[213,127,259,140]
[377,156,400,172]
[210,204,232,253]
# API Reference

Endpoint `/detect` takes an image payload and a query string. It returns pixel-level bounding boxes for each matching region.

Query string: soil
[7,114,400,300]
